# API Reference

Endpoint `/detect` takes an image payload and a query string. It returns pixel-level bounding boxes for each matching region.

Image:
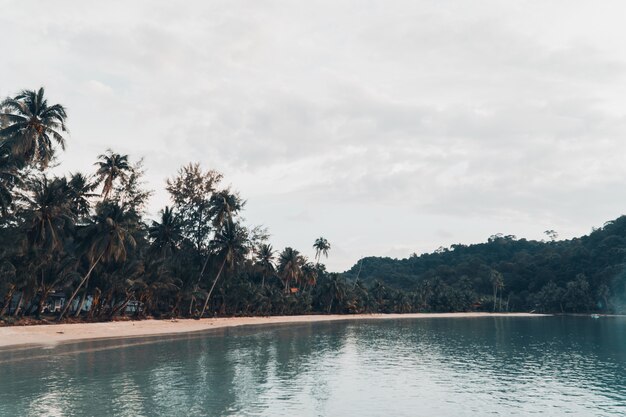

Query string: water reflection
[0,317,625,416]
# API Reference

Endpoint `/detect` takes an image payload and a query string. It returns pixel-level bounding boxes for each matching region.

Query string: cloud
[2,0,626,270]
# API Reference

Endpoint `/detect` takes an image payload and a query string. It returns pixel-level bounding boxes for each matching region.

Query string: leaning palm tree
[255,243,275,289]
[148,206,182,258]
[58,202,137,320]
[0,87,68,168]
[198,220,248,317]
[93,150,131,200]
[313,237,331,265]
[278,247,304,293]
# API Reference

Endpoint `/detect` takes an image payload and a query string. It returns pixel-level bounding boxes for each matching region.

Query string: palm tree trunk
[74,283,90,318]
[196,253,211,285]
[58,253,104,321]
[88,288,101,319]
[198,257,227,318]
[0,285,16,317]
[35,287,52,317]
[13,292,24,317]
[109,293,133,318]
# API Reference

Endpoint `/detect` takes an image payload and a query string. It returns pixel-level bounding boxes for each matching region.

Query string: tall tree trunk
[74,282,90,318]
[35,287,52,317]
[88,288,101,319]
[196,253,211,285]
[199,258,227,318]
[0,285,16,317]
[188,296,195,317]
[109,293,133,318]
[58,253,103,321]
[13,291,24,317]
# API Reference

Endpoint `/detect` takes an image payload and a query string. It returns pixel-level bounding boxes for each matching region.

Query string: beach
[0,312,544,349]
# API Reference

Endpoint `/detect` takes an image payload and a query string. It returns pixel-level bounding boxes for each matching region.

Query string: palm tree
[58,202,137,320]
[24,176,76,253]
[148,206,182,258]
[490,270,504,312]
[209,189,244,230]
[0,87,68,168]
[313,237,331,265]
[321,273,346,313]
[67,172,97,219]
[199,220,248,317]
[94,150,131,200]
[255,243,275,289]
[301,262,318,291]
[278,247,304,293]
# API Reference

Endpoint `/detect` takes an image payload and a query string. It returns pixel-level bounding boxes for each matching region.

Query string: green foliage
[0,86,623,321]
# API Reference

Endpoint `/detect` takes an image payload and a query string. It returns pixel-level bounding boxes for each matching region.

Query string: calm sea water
[0,316,625,416]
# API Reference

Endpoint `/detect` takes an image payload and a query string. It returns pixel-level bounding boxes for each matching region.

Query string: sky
[2,1,626,271]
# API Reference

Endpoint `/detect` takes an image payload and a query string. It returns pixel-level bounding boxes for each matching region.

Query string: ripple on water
[0,317,625,416]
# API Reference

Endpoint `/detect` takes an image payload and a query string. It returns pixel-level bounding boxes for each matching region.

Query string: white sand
[0,312,545,349]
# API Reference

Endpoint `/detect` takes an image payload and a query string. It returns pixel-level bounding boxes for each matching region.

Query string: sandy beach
[0,312,544,349]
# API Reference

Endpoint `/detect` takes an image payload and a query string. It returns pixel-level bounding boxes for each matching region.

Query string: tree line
[0,88,621,324]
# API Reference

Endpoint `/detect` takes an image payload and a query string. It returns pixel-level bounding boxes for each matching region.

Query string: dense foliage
[0,88,621,323]
[344,225,626,314]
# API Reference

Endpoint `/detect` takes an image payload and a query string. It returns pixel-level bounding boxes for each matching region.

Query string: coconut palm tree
[148,206,182,258]
[58,202,137,320]
[198,220,248,317]
[255,243,275,289]
[0,87,68,168]
[278,247,304,293]
[313,237,331,265]
[209,189,244,230]
[67,172,97,219]
[320,273,346,313]
[490,270,504,312]
[24,176,76,254]
[94,150,131,200]
[301,262,318,291]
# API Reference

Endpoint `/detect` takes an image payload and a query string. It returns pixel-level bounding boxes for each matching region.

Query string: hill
[343,216,626,313]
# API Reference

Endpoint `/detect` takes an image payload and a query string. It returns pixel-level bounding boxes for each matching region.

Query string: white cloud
[2,0,626,270]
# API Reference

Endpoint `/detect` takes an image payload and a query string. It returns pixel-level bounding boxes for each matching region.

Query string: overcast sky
[2,1,626,270]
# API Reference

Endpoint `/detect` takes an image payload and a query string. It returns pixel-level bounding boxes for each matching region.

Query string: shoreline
[0,312,546,350]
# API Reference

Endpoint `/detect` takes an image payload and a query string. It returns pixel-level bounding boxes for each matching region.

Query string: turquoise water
[0,316,625,416]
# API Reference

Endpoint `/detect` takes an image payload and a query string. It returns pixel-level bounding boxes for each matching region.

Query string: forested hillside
[344,220,626,313]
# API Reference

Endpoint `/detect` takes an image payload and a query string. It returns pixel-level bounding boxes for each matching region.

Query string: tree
[58,202,137,320]
[278,247,304,293]
[0,87,68,168]
[24,176,75,254]
[255,243,275,289]
[67,172,97,219]
[490,270,504,312]
[148,206,182,258]
[166,163,222,252]
[0,156,21,217]
[94,150,131,200]
[209,189,244,230]
[198,220,249,317]
[313,237,331,265]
